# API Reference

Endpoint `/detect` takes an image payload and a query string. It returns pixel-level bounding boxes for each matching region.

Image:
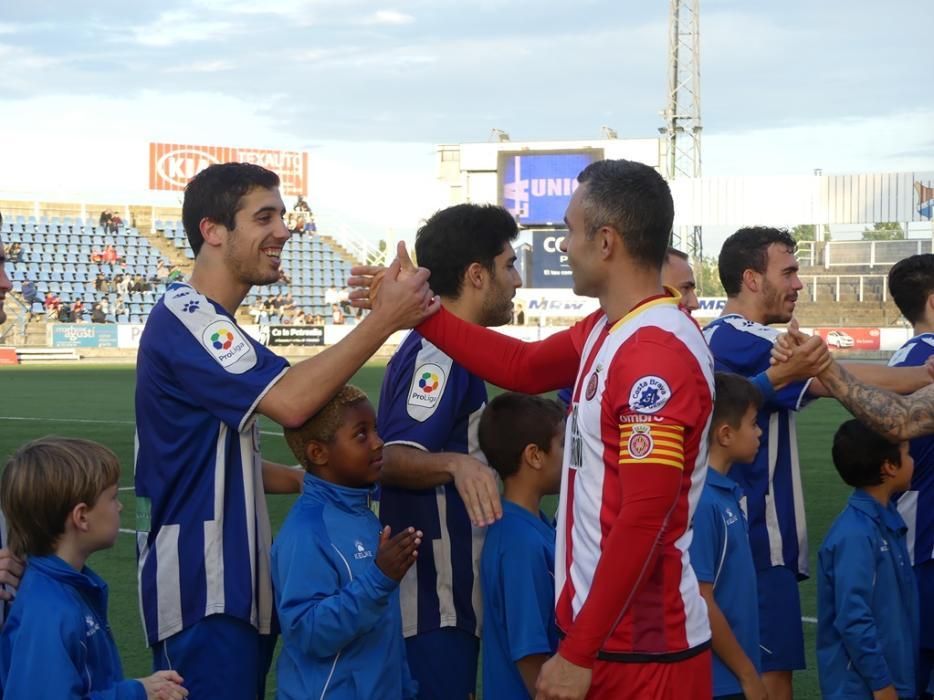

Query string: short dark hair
[831,419,902,488]
[414,204,518,299]
[666,247,689,262]
[888,254,934,325]
[711,372,763,432]
[718,227,797,296]
[576,159,674,268]
[182,163,281,257]
[479,393,565,479]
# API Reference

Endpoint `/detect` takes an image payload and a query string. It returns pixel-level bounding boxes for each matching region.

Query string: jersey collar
[609,286,680,333]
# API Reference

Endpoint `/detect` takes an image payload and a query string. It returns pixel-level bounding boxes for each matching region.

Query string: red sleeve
[416,307,597,394]
[558,333,701,667]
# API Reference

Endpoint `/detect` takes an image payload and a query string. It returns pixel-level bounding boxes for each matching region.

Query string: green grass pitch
[0,364,853,698]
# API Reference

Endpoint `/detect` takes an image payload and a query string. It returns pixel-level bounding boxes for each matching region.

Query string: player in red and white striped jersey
[359,160,715,699]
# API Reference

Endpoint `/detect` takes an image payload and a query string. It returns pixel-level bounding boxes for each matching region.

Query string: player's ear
[306,441,329,466]
[880,459,898,481]
[465,261,486,291]
[714,422,732,447]
[199,217,225,248]
[741,268,760,294]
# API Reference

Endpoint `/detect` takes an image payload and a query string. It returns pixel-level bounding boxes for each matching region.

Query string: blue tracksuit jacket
[0,555,144,699]
[272,473,417,699]
[817,490,920,699]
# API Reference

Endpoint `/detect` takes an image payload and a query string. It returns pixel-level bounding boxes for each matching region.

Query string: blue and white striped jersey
[704,314,813,577]
[134,282,289,645]
[889,332,934,567]
[376,331,487,639]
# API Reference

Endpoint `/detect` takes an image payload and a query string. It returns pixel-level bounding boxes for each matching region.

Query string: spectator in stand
[100,297,110,319]
[156,259,168,281]
[71,299,85,322]
[111,212,123,232]
[278,269,292,285]
[306,210,317,233]
[98,210,111,231]
[115,274,130,298]
[282,293,295,311]
[291,215,306,235]
[102,245,117,264]
[331,303,345,325]
[91,248,103,263]
[139,275,152,293]
[91,303,106,324]
[6,243,22,263]
[113,296,126,318]
[57,301,74,323]
[44,291,60,321]
[94,272,105,292]
[100,276,113,294]
[311,314,324,325]
[293,195,311,213]
[20,279,37,307]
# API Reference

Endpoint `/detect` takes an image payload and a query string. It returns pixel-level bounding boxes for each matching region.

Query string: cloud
[362,10,415,25]
[121,10,239,47]
[163,60,234,73]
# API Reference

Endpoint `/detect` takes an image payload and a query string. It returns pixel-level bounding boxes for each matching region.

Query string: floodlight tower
[661,0,702,259]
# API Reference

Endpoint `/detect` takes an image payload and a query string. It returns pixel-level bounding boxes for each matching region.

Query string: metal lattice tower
[661,0,702,259]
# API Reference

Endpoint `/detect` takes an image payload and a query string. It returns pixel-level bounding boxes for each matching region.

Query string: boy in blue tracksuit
[818,420,920,700]
[689,373,767,700]
[275,385,420,699]
[478,393,565,699]
[0,437,187,700]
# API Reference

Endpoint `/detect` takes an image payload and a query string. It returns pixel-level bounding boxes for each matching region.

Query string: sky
[0,0,931,250]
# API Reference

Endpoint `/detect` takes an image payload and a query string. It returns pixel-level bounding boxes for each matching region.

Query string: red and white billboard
[149,142,308,195]
[814,327,881,351]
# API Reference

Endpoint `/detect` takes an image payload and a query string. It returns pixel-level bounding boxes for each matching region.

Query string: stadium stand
[1,208,361,345]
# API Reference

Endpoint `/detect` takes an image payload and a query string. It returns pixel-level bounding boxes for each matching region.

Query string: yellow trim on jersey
[609,286,681,333]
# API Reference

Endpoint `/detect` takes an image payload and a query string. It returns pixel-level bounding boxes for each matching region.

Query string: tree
[791,224,831,243]
[695,256,726,297]
[862,222,905,241]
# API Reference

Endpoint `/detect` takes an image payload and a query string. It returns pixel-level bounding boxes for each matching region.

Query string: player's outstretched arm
[259,246,441,428]
[382,446,502,527]
[817,361,934,441]
[261,461,304,494]
[0,548,24,602]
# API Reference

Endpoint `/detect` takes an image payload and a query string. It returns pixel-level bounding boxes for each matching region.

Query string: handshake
[768,319,835,389]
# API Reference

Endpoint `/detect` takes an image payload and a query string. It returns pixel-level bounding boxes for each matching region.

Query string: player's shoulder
[704,314,778,345]
[890,333,934,367]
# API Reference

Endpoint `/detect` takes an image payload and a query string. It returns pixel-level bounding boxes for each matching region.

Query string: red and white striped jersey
[556,294,714,665]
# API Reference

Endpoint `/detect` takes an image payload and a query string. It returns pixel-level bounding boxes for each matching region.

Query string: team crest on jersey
[627,424,654,459]
[407,362,447,412]
[585,372,599,400]
[629,375,671,414]
[85,615,101,638]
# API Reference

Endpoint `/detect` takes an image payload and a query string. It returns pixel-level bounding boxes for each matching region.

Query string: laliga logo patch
[629,375,671,414]
[627,424,654,459]
[201,319,254,373]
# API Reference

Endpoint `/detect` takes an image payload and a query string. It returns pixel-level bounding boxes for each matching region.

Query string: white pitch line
[119,528,136,535]
[802,616,817,624]
[0,415,283,437]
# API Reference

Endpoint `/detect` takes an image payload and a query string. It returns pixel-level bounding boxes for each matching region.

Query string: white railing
[804,274,887,303]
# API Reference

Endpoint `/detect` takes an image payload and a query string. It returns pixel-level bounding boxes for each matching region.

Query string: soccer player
[704,227,932,700]
[134,162,438,698]
[364,160,716,698]
[376,203,520,699]
[664,247,699,313]
[0,237,26,618]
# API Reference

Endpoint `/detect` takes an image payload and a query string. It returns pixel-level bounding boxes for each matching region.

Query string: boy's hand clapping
[375,526,422,581]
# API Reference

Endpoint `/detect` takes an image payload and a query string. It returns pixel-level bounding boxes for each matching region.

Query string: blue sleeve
[155,293,289,431]
[497,534,557,661]
[273,527,399,659]
[822,533,893,691]
[400,629,419,699]
[377,339,468,452]
[708,323,810,412]
[689,498,724,585]
[1,608,144,700]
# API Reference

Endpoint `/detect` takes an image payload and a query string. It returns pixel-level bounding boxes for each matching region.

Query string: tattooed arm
[818,360,934,441]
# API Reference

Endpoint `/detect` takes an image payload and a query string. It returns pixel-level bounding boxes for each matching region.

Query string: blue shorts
[152,614,276,699]
[405,627,479,700]
[756,566,805,672]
